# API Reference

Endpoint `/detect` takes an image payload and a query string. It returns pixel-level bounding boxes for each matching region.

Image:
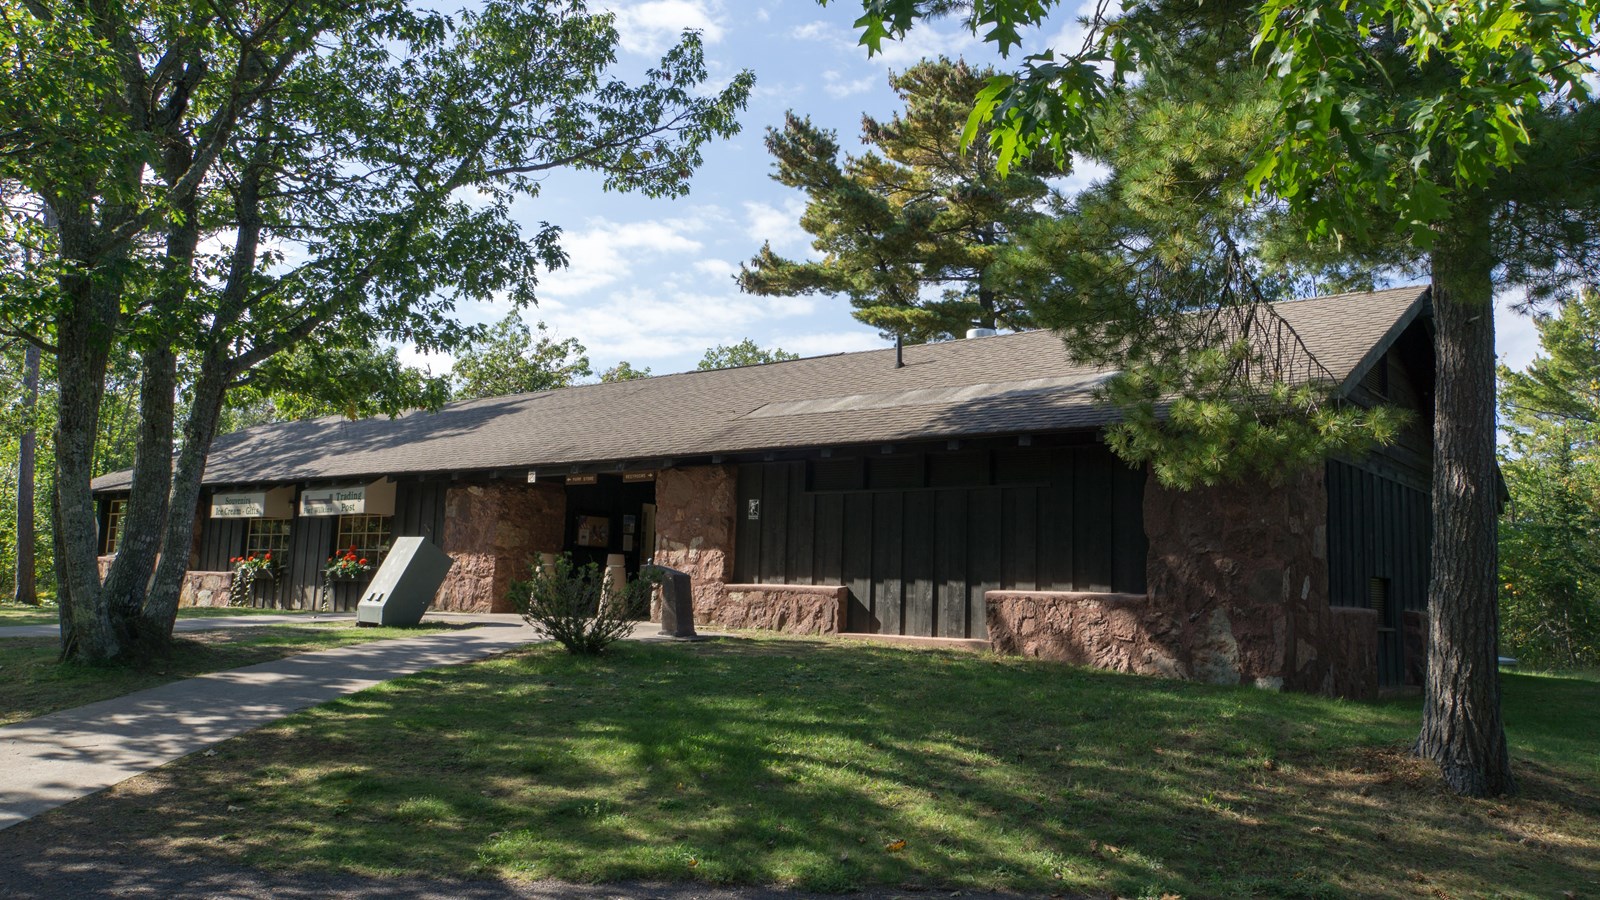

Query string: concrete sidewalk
[0,619,541,831]
[0,612,359,641]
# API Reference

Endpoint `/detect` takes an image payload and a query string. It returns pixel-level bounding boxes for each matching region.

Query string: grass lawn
[0,601,326,628]
[31,636,1599,898]
[0,622,470,726]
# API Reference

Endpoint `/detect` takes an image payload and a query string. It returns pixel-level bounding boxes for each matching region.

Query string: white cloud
[538,215,710,298]
[693,258,740,280]
[743,198,810,252]
[823,70,877,99]
[1496,287,1542,372]
[609,0,725,56]
[534,286,820,367]
[772,330,887,357]
[789,20,834,41]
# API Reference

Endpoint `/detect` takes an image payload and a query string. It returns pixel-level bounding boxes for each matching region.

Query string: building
[92,286,1436,699]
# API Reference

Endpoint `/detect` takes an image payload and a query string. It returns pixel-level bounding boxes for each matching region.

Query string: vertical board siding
[901,491,936,636]
[732,444,1148,637]
[934,490,968,638]
[842,493,874,632]
[871,492,904,635]
[1326,458,1431,687]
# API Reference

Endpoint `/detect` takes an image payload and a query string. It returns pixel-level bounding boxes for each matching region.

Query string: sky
[397,0,1544,380]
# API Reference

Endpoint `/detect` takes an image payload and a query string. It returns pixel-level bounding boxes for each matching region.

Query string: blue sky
[398,0,1542,379]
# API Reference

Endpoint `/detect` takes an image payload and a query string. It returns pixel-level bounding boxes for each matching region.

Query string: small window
[102,499,128,555]
[928,452,988,488]
[811,458,864,492]
[1360,355,1389,397]
[867,455,924,490]
[245,518,292,559]
[1369,576,1391,624]
[335,514,393,566]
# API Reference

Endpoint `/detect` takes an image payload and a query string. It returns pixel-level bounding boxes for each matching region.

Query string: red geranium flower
[358,558,368,565]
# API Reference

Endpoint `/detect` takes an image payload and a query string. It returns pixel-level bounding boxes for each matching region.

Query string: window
[102,499,128,555]
[335,514,392,566]
[245,518,291,560]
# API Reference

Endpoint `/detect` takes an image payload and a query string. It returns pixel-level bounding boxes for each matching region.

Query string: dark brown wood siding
[1326,459,1430,687]
[189,477,451,611]
[732,445,1148,638]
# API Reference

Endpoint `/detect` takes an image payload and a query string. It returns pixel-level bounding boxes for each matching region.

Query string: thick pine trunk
[1417,200,1515,797]
[12,344,40,606]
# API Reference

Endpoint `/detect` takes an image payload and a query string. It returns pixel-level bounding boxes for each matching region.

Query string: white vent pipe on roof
[966,327,998,339]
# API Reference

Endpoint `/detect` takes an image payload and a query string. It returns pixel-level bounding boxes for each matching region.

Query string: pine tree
[1498,288,1600,669]
[739,58,1057,343]
[826,0,1600,796]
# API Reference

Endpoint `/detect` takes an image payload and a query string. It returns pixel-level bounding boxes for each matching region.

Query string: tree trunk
[1417,198,1515,797]
[141,352,230,638]
[12,343,39,606]
[100,347,175,635]
[50,197,128,662]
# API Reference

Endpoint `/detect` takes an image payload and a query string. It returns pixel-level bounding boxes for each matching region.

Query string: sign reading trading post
[299,478,397,517]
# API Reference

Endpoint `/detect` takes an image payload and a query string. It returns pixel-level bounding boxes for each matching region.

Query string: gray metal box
[355,536,454,626]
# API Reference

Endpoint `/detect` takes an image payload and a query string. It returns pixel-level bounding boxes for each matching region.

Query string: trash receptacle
[355,536,454,627]
[645,564,697,639]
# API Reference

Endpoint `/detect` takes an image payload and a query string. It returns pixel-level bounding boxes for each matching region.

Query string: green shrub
[507,555,657,655]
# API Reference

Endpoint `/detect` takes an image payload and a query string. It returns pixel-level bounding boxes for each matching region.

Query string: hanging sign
[211,491,265,519]
[623,471,656,483]
[565,473,598,486]
[210,486,294,519]
[300,479,396,517]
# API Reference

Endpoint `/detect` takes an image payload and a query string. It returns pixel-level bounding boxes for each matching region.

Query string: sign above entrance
[623,471,656,483]
[565,473,598,486]
[300,478,397,517]
[210,486,294,519]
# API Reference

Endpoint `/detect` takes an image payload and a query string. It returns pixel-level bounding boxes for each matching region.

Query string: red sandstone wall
[709,584,848,634]
[1142,465,1377,699]
[436,481,566,613]
[653,465,737,616]
[986,591,1187,677]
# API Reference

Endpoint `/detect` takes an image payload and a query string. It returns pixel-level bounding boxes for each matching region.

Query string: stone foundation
[707,584,848,634]
[653,465,738,615]
[1402,610,1428,686]
[1327,607,1379,699]
[986,591,1186,678]
[436,481,565,612]
[179,571,234,608]
[981,465,1381,699]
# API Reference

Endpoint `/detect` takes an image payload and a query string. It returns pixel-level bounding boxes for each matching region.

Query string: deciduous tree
[695,338,798,370]
[452,312,592,399]
[0,0,751,661]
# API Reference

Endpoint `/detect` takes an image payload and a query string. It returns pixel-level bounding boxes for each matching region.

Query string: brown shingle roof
[91,286,1428,490]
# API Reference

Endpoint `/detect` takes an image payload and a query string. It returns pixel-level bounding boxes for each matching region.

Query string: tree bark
[1417,197,1516,797]
[99,346,175,635]
[12,343,40,606]
[51,202,125,661]
[141,352,230,636]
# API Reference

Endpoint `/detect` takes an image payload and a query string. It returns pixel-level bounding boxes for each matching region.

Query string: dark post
[647,564,698,638]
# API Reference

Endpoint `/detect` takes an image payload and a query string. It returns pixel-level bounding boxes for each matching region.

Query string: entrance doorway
[563,474,657,582]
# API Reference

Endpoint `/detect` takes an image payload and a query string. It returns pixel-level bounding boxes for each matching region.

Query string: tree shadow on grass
[0,638,1595,898]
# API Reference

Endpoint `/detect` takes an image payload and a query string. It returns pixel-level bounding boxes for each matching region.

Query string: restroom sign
[746,499,760,520]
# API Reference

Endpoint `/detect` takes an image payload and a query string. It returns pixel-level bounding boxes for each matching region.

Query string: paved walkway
[0,612,359,640]
[0,618,545,831]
